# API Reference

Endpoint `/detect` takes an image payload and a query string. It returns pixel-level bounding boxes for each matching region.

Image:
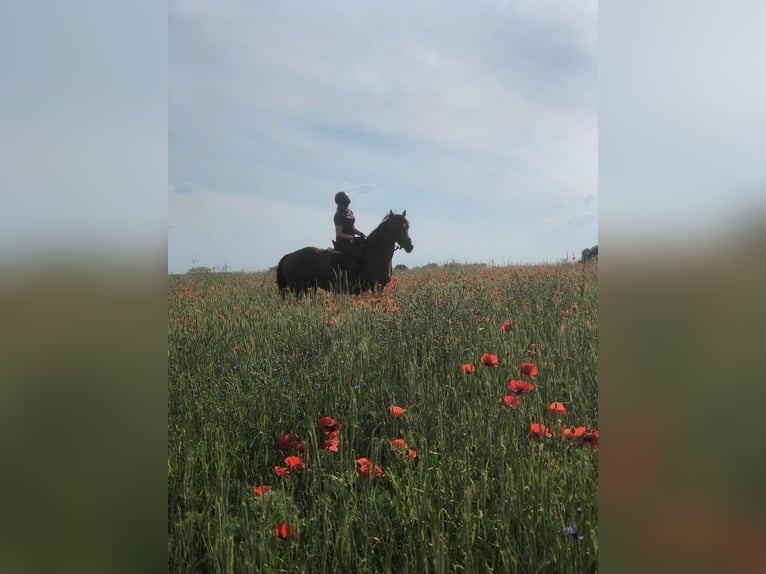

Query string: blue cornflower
[176,344,184,351]
[564,526,584,540]
[233,365,241,372]
[353,385,362,391]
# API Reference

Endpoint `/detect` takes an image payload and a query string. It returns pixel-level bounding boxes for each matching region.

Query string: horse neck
[365,223,396,257]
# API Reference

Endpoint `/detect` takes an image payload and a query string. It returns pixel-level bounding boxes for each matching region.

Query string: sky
[168,0,599,273]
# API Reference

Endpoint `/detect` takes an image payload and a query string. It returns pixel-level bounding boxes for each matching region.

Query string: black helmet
[334,191,350,206]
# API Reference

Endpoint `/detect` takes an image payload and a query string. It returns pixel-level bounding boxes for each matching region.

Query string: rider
[333,191,366,286]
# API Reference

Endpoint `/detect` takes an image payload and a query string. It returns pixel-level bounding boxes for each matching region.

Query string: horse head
[387,209,414,253]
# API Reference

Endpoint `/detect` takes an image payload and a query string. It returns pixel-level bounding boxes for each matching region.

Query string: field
[168,262,598,573]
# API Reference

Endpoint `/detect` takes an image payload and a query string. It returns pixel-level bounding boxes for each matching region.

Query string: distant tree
[394,264,408,270]
[581,245,598,263]
[187,266,213,274]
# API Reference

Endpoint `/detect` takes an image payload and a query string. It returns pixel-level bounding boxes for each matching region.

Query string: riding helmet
[334,191,350,207]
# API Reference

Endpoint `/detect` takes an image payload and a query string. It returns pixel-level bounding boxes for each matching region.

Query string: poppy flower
[324,437,339,452]
[277,434,295,451]
[318,416,342,437]
[324,320,335,327]
[253,485,272,496]
[355,457,370,466]
[499,395,519,410]
[462,363,476,375]
[391,438,408,449]
[274,466,290,477]
[275,523,296,539]
[480,353,499,367]
[508,380,534,395]
[501,321,512,333]
[581,429,599,449]
[562,310,570,318]
[357,462,385,478]
[405,449,417,459]
[520,362,538,378]
[547,402,566,416]
[530,423,553,442]
[284,456,305,471]
[388,406,405,419]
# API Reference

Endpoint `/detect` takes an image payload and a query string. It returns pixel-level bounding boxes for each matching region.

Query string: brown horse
[277,210,413,295]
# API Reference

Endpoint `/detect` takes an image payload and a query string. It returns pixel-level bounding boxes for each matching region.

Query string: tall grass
[168,263,598,573]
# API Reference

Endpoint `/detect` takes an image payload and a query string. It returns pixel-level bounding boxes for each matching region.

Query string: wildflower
[405,449,417,459]
[284,456,305,471]
[277,434,303,452]
[565,526,584,540]
[480,353,499,367]
[324,320,335,327]
[353,385,362,391]
[388,406,405,419]
[500,395,519,410]
[508,380,534,395]
[275,523,296,539]
[318,416,342,437]
[462,363,476,375]
[357,461,385,478]
[232,365,241,372]
[561,427,598,449]
[571,304,579,312]
[547,402,567,416]
[582,429,599,449]
[520,362,538,378]
[253,485,272,496]
[176,344,184,351]
[501,321,512,333]
[274,466,290,477]
[530,423,553,442]
[324,437,339,453]
[355,457,370,466]
[391,438,408,449]
[562,310,570,318]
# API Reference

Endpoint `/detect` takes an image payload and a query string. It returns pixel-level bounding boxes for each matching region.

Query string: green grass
[168,263,598,573]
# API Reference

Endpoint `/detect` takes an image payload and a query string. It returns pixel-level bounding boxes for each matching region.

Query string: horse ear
[402,210,406,217]
[389,209,394,216]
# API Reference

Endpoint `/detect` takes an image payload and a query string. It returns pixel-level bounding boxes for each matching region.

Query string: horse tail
[276,254,288,294]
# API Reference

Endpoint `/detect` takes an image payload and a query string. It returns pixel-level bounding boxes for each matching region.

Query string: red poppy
[277,434,292,451]
[355,457,370,466]
[388,406,405,419]
[582,429,599,449]
[547,402,566,416]
[275,523,296,539]
[274,466,290,477]
[501,321,512,333]
[358,462,385,478]
[571,304,579,312]
[284,456,305,471]
[530,423,553,442]
[499,395,519,410]
[324,437,339,452]
[561,427,598,449]
[318,416,342,437]
[405,449,417,459]
[391,438,408,449]
[508,380,534,395]
[253,485,272,496]
[324,320,335,327]
[562,310,570,318]
[462,363,476,375]
[520,362,538,378]
[480,353,499,367]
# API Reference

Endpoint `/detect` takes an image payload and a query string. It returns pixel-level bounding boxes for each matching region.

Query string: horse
[276,210,413,295]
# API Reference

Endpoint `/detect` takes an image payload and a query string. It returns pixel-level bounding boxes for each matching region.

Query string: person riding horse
[333,192,366,286]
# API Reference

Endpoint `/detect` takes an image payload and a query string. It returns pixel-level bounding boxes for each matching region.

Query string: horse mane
[366,212,408,245]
